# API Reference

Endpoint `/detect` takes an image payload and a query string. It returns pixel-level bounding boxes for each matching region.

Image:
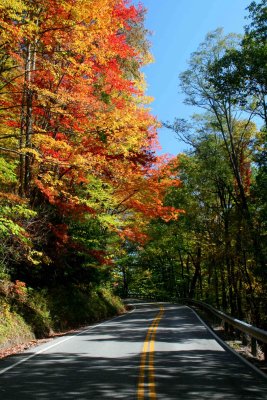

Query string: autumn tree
[0,0,182,286]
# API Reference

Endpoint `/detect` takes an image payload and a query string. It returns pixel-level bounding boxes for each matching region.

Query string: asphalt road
[0,302,267,399]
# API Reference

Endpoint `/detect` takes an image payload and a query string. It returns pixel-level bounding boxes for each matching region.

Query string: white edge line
[0,305,136,376]
[187,305,267,380]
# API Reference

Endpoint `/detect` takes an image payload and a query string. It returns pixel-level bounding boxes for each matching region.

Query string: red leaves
[5,120,20,128]
[108,33,136,58]
[51,224,69,244]
[120,227,149,245]
[1,0,183,263]
[89,250,114,266]
[112,1,141,26]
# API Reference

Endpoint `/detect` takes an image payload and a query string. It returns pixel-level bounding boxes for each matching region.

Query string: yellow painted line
[137,318,158,399]
[137,306,164,400]
[148,310,162,399]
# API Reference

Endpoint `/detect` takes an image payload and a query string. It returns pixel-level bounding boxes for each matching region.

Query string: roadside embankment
[0,280,125,355]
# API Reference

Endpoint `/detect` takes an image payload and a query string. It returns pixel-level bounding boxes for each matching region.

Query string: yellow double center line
[137,306,164,400]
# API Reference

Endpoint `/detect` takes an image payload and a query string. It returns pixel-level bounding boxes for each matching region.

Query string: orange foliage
[0,0,183,254]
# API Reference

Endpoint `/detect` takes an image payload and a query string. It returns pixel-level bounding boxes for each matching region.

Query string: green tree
[179,28,266,274]
[208,1,267,128]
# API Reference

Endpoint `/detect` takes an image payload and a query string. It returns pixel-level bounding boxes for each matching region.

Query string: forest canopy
[0,0,182,289]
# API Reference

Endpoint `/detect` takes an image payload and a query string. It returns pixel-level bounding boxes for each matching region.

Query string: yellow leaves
[0,0,26,15]
[20,147,42,161]
[33,134,72,156]
[0,0,182,243]
[91,102,158,157]
[32,85,75,112]
[38,172,62,187]
[142,51,154,66]
[27,250,43,266]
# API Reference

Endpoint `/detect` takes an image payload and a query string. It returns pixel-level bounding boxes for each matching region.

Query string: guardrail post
[242,333,248,346]
[183,298,267,359]
[251,337,257,357]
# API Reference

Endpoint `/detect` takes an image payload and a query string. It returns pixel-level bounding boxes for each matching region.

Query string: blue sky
[136,0,252,155]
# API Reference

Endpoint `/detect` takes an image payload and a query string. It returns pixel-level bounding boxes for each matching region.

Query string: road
[0,302,267,399]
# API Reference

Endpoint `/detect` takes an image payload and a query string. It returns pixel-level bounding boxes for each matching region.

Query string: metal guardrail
[126,294,267,361]
[183,299,267,361]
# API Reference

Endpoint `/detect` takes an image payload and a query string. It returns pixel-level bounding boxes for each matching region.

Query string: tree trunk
[19,37,37,196]
[220,266,227,310]
[122,266,128,298]
[189,247,201,298]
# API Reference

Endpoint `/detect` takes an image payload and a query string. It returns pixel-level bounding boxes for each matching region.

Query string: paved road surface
[0,302,266,399]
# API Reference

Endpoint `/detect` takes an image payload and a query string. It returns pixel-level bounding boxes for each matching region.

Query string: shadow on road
[0,304,266,399]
